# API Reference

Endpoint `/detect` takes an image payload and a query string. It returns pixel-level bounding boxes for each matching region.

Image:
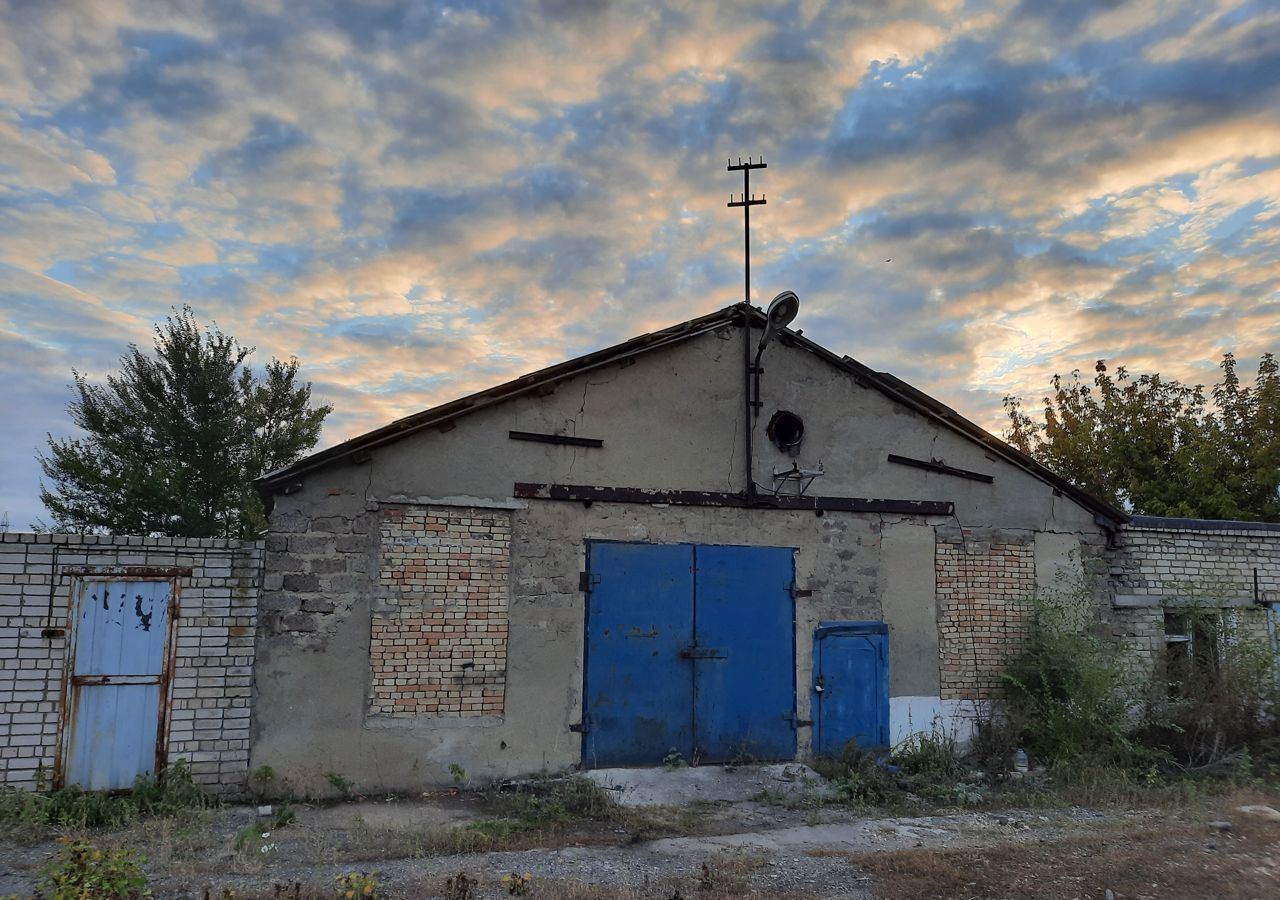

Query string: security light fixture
[750,290,800,419]
[758,290,800,354]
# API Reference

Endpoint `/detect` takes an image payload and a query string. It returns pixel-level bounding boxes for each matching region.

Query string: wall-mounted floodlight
[751,290,800,418]
[758,290,800,353]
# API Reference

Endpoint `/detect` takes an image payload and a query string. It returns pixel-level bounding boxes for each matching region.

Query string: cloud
[2,0,1279,526]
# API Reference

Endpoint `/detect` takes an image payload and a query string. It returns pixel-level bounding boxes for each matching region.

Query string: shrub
[1137,605,1280,772]
[39,839,151,899]
[891,728,965,780]
[131,760,210,817]
[1000,589,1138,766]
[811,742,899,806]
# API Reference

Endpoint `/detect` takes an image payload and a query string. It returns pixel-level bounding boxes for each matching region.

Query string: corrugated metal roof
[257,302,1127,525]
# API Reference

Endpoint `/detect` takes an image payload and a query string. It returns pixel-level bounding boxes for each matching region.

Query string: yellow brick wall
[936,533,1036,700]
[370,506,510,718]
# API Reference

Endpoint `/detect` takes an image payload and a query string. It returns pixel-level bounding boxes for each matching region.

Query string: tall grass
[0,761,211,829]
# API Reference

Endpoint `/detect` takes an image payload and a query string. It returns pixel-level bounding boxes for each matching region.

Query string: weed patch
[0,761,211,830]
[40,839,151,899]
[857,801,1280,900]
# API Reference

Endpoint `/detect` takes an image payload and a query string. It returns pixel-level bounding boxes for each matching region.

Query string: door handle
[679,647,726,659]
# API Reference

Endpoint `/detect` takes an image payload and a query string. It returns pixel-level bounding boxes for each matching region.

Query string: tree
[1004,353,1280,522]
[38,307,332,537]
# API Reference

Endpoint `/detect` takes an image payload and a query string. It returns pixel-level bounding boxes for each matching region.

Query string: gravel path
[131,805,1127,899]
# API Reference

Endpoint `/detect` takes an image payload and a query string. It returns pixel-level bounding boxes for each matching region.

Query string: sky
[2,0,1279,529]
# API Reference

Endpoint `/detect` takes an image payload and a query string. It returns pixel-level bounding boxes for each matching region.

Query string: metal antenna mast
[728,156,767,504]
[727,156,767,306]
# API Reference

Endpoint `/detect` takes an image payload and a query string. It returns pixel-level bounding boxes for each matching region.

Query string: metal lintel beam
[513,482,953,516]
[59,566,193,578]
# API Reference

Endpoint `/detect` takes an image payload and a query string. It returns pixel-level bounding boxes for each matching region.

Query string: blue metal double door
[583,542,796,767]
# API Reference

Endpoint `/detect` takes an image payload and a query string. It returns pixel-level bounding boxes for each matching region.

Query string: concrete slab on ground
[584,763,832,807]
[292,797,481,830]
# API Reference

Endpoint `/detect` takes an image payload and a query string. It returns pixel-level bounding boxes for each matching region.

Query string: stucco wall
[272,327,1100,533]
[0,533,261,795]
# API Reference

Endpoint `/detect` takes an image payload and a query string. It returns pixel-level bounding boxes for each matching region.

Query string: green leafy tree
[1004,353,1280,521]
[38,307,331,537]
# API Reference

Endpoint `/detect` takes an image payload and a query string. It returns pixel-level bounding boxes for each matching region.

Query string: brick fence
[1108,516,1280,680]
[0,533,261,795]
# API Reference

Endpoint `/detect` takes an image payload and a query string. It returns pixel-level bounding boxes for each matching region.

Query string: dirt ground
[2,770,1278,899]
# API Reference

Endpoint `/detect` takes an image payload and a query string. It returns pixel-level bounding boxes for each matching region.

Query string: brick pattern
[1113,525,1280,599]
[0,534,260,795]
[369,506,511,717]
[936,533,1036,701]
[1108,523,1280,682]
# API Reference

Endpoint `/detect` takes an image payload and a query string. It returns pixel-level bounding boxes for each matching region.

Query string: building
[249,303,1124,792]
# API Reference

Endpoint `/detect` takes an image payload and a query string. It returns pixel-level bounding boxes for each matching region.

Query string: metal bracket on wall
[886,453,994,484]
[579,572,600,592]
[509,430,605,448]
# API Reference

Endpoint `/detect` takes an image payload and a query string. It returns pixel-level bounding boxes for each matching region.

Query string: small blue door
[583,542,795,767]
[63,579,173,790]
[813,622,889,755]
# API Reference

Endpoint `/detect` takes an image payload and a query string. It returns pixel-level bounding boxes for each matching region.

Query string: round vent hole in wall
[767,410,804,450]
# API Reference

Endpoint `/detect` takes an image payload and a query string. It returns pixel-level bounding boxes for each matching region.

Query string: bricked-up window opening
[370,506,511,718]
[1164,611,1220,697]
[935,533,1036,701]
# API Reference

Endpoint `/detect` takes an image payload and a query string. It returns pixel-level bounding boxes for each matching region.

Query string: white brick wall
[0,533,261,796]
[1109,521,1280,683]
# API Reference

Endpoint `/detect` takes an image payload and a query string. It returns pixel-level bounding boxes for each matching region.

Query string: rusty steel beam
[508,430,604,448]
[513,482,953,516]
[886,453,995,484]
[59,566,193,578]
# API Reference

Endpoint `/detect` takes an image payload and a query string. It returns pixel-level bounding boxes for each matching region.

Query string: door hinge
[579,572,600,592]
[786,713,813,728]
[790,586,812,599]
[569,721,588,733]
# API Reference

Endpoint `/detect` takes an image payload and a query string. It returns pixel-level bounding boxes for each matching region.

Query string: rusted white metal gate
[58,576,178,790]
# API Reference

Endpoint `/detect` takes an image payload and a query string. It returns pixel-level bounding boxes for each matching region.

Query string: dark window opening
[1164,611,1220,697]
